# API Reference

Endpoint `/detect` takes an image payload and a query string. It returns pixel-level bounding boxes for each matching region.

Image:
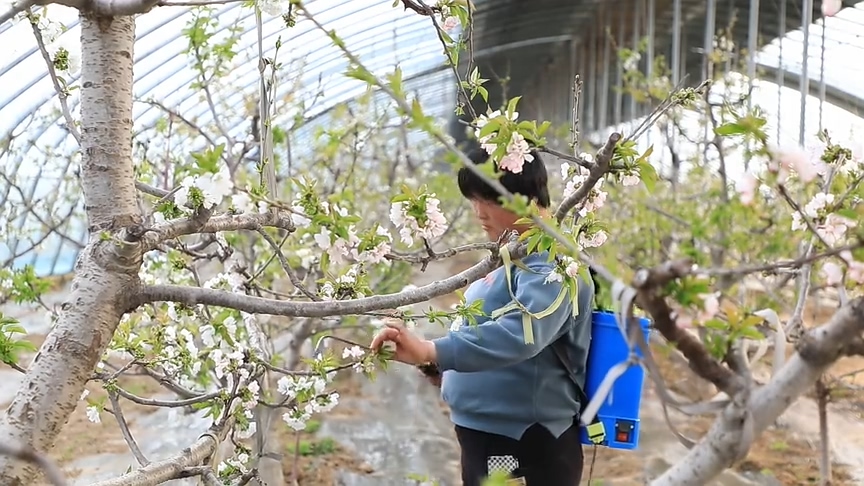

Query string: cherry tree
[0,0,862,485]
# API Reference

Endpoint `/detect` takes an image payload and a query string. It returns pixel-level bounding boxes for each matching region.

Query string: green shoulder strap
[495,246,573,345]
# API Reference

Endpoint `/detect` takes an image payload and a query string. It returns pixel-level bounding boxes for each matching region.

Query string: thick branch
[653,297,864,485]
[634,260,745,397]
[0,0,38,25]
[90,431,219,486]
[141,211,295,252]
[137,247,505,316]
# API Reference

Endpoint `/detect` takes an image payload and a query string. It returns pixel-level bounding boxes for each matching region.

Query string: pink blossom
[620,173,640,187]
[820,261,844,286]
[442,16,459,31]
[838,252,864,284]
[498,132,534,173]
[777,149,819,183]
[578,230,608,248]
[696,293,720,323]
[736,172,758,205]
[671,308,694,329]
[498,153,525,173]
[822,0,842,16]
[849,261,864,284]
[816,213,854,245]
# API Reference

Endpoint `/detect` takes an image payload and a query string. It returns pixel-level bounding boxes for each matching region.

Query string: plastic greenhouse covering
[1,0,864,275]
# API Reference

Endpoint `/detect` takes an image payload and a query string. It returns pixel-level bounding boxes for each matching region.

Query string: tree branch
[0,0,37,26]
[652,297,864,485]
[633,260,746,397]
[106,392,149,467]
[136,181,170,198]
[553,132,621,222]
[137,246,504,316]
[89,429,220,486]
[140,211,296,252]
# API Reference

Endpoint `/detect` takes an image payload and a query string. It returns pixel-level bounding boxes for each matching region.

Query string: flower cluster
[389,194,448,246]
[277,372,340,431]
[544,255,582,284]
[342,345,374,374]
[314,224,360,266]
[473,110,536,174]
[352,224,392,264]
[560,158,610,217]
[436,0,466,32]
[768,148,821,184]
[319,265,371,300]
[174,166,234,210]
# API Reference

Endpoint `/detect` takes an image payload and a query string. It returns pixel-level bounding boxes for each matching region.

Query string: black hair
[456,146,551,208]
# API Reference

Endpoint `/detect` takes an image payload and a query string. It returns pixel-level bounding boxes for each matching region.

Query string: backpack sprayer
[555,310,651,451]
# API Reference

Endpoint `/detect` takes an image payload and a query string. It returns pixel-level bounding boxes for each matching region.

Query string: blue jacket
[433,251,594,440]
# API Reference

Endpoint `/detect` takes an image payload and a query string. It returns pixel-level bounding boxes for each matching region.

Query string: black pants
[454,422,584,486]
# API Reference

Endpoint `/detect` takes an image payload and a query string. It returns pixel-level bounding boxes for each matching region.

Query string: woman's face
[469,198,520,241]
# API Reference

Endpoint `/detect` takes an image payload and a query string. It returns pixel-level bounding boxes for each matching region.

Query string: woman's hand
[370,318,437,366]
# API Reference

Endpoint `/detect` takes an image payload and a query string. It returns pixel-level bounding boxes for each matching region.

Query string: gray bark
[652,297,864,485]
[0,13,140,484]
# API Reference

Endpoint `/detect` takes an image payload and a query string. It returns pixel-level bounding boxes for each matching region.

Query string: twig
[570,75,582,152]
[107,392,150,466]
[695,242,864,278]
[115,387,222,408]
[255,228,319,300]
[415,0,477,120]
[28,13,82,145]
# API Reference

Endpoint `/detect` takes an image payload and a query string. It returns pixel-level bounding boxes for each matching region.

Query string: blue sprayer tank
[578,311,651,450]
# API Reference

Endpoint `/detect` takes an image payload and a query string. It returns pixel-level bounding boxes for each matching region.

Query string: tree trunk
[0,13,140,484]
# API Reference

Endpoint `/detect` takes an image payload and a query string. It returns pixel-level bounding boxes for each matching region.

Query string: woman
[371,147,594,486]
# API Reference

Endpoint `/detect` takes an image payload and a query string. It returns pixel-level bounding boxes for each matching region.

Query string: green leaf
[714,122,747,136]
[637,160,658,193]
[506,96,521,119]
[478,119,501,139]
[344,65,376,85]
[836,207,859,220]
[737,326,766,340]
[477,86,488,102]
[702,318,727,331]
[387,66,404,97]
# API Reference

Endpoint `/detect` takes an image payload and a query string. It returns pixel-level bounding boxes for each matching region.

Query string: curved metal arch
[159,30,444,135]
[130,22,443,144]
[7,0,382,148]
[0,6,194,120]
[130,1,429,131]
[0,6,218,148]
[163,48,449,156]
[149,17,435,124]
[165,62,455,159]
[757,61,864,113]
